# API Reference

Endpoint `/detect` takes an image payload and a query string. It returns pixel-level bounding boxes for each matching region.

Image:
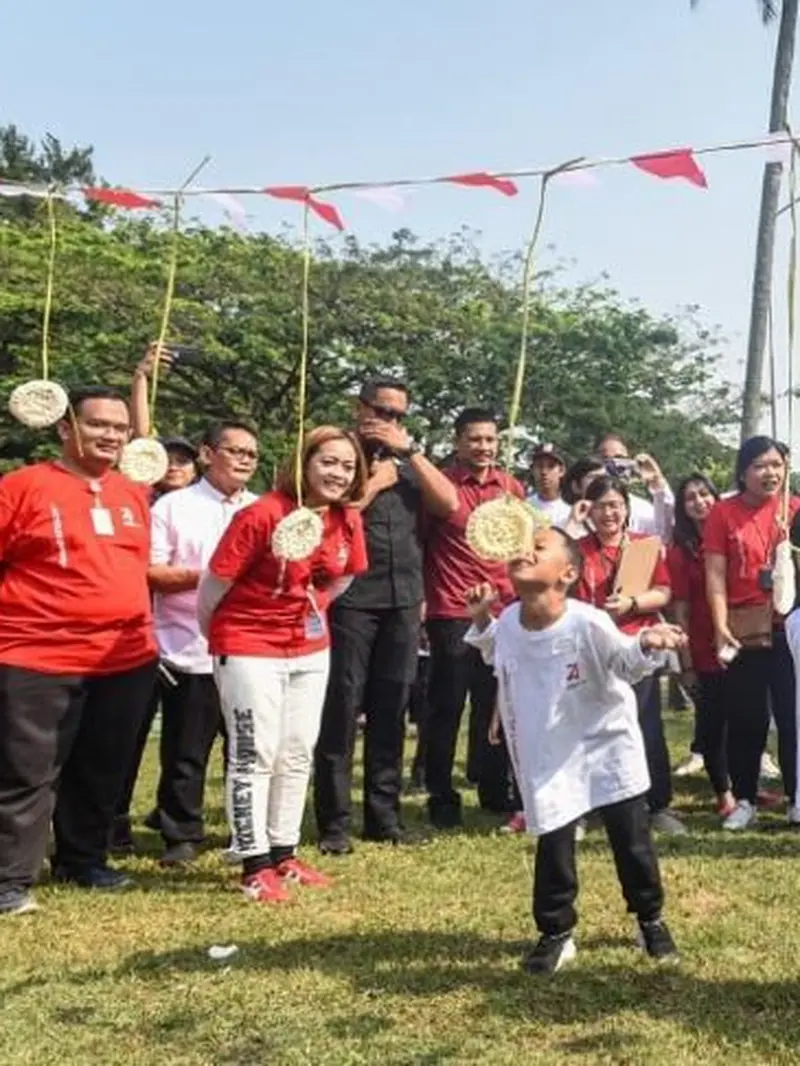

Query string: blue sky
[3,0,796,436]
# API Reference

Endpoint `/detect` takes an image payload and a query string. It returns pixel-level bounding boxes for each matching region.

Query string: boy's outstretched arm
[592,612,687,687]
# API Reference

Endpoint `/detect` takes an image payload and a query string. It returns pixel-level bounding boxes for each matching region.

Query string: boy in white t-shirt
[466,526,685,975]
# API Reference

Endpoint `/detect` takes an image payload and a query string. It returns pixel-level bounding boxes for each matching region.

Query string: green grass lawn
[2,710,800,1065]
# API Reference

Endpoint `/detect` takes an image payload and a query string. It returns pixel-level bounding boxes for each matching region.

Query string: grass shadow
[95,929,800,1059]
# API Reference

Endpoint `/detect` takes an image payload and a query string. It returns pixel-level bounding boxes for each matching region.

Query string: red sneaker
[757,789,783,810]
[276,856,332,888]
[241,867,290,903]
[500,812,526,834]
[716,796,736,820]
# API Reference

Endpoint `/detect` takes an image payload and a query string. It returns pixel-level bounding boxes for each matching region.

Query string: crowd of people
[1,346,799,973]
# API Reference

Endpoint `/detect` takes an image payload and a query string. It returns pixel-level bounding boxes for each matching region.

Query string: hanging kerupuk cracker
[271,200,324,562]
[117,195,182,485]
[8,193,70,428]
[465,164,579,563]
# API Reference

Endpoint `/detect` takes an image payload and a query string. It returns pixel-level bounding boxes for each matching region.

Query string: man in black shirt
[313,379,458,853]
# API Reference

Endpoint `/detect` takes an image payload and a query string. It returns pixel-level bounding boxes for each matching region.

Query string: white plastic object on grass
[118,437,169,486]
[208,944,239,961]
[9,380,69,429]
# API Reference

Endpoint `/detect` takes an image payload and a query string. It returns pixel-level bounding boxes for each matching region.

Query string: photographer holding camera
[595,433,674,541]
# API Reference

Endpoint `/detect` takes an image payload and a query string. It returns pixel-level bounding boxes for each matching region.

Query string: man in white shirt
[147,421,259,865]
[594,433,674,540]
[527,443,571,528]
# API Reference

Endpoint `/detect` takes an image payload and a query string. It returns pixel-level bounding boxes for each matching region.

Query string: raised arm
[130,343,173,439]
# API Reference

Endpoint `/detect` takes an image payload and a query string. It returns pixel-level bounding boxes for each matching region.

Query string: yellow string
[503,174,553,477]
[41,192,57,381]
[149,194,181,435]
[785,124,798,524]
[294,202,311,504]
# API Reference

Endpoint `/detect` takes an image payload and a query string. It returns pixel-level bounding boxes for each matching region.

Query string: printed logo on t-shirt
[565,661,585,690]
[119,506,139,528]
[337,541,350,567]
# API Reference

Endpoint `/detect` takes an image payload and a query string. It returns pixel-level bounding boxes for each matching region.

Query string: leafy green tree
[0,210,736,487]
[0,124,96,222]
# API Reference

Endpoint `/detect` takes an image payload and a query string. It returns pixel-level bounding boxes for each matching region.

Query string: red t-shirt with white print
[208,491,368,658]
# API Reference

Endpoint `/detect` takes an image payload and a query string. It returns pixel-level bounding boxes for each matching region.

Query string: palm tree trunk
[741,0,799,442]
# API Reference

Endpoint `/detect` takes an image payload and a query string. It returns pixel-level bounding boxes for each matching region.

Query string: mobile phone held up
[167,345,203,367]
[604,457,638,482]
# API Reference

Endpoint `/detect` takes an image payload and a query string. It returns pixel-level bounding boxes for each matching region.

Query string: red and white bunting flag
[0,183,66,199]
[203,192,248,230]
[263,185,345,231]
[352,187,407,212]
[439,172,519,197]
[551,169,599,188]
[629,149,708,189]
[83,187,162,209]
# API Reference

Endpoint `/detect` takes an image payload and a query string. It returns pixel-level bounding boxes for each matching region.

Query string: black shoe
[428,792,463,829]
[318,836,354,857]
[109,816,135,856]
[143,809,161,832]
[362,828,404,845]
[407,764,426,795]
[52,864,133,891]
[522,933,577,976]
[637,919,679,963]
[159,842,198,867]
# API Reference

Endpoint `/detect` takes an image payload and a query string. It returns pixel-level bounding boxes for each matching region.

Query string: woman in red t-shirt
[198,426,369,903]
[667,474,734,819]
[573,476,682,834]
[704,436,799,831]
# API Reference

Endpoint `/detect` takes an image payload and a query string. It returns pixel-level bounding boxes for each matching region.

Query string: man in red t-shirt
[423,408,525,827]
[0,387,158,915]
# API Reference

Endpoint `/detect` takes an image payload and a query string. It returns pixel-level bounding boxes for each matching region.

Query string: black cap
[531,442,566,466]
[160,436,198,460]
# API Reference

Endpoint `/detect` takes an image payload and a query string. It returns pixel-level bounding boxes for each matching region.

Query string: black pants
[533,794,664,937]
[634,677,672,813]
[425,618,511,814]
[694,671,730,795]
[0,659,158,891]
[408,654,431,783]
[726,634,796,804]
[314,604,419,842]
[156,671,225,845]
[115,685,159,821]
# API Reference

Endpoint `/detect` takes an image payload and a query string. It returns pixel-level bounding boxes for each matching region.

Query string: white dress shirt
[151,478,257,674]
[527,492,571,530]
[628,488,674,540]
[466,600,666,836]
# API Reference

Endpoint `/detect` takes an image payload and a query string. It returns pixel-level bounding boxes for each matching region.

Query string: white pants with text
[213,652,330,856]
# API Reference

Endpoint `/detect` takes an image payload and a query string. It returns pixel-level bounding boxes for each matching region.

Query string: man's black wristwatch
[394,441,421,460]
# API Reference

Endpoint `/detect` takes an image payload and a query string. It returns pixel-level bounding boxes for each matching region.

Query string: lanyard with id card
[89,480,115,537]
[305,589,326,640]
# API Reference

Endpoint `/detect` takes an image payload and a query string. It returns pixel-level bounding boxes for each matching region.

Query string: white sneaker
[222,847,243,865]
[788,805,800,826]
[674,752,705,777]
[760,752,781,781]
[722,800,757,831]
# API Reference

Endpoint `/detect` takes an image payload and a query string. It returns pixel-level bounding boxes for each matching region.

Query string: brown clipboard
[613,537,662,598]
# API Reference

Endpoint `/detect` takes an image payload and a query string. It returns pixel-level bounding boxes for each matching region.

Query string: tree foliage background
[0,125,739,487]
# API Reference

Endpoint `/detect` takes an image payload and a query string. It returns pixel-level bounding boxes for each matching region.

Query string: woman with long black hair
[667,474,734,819]
[704,436,800,830]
